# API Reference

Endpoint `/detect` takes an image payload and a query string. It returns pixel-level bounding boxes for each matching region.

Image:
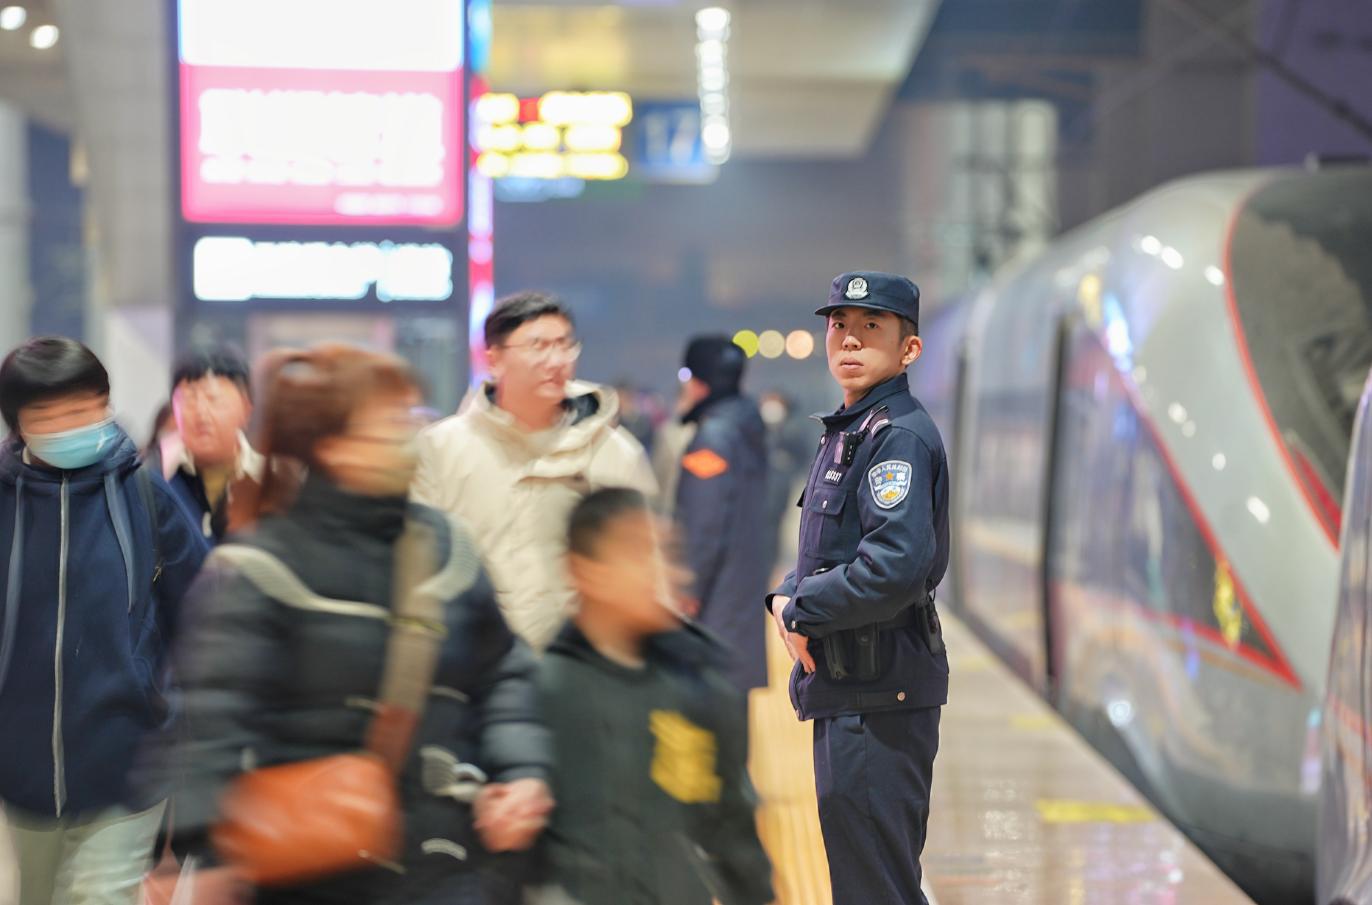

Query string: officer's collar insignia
[844,277,869,300]
[868,460,912,509]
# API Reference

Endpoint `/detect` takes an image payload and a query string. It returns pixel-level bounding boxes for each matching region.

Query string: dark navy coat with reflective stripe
[675,393,771,691]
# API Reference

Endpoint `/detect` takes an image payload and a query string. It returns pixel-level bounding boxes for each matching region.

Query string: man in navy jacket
[0,337,208,904]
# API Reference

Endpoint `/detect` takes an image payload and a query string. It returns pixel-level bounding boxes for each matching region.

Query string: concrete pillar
[0,101,30,355]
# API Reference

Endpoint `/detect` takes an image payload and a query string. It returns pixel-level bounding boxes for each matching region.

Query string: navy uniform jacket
[767,372,949,720]
[675,393,770,691]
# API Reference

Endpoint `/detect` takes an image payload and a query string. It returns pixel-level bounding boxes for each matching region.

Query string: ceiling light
[696,39,724,65]
[758,330,785,359]
[694,6,731,166]
[699,67,728,92]
[0,6,26,31]
[695,7,730,37]
[700,92,727,115]
[29,23,57,49]
[785,330,815,359]
[701,119,730,150]
[732,330,758,358]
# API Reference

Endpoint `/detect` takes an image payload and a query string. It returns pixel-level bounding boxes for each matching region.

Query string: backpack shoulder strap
[136,463,163,583]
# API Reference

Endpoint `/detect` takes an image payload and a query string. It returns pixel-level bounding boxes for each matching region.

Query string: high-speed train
[912,166,1372,905]
[1322,370,1372,905]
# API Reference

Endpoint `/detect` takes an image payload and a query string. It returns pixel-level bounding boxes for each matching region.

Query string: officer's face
[825,308,922,405]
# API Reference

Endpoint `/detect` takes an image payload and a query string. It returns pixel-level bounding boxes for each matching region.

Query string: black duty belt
[823,594,938,682]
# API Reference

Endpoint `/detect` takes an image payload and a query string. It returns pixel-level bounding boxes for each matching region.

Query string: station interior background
[0,0,1369,431]
[1,3,1372,904]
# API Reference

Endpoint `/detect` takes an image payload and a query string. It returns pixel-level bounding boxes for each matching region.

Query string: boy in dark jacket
[530,488,774,905]
[0,337,209,904]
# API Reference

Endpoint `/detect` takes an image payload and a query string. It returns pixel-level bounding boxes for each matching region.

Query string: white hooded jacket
[412,380,657,650]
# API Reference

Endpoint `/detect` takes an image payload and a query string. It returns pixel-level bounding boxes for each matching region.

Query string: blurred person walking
[670,337,770,693]
[530,488,773,905]
[161,344,552,905]
[0,337,208,905]
[413,292,656,652]
[146,347,262,544]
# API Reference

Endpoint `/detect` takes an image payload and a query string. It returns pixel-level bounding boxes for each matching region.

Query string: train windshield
[1227,169,1372,531]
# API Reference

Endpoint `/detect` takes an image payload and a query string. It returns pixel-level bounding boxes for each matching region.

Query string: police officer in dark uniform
[766,271,949,904]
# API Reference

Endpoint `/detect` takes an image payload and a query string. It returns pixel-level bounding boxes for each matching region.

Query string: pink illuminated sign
[178,0,464,227]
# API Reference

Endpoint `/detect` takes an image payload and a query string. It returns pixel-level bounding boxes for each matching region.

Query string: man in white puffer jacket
[413,292,657,651]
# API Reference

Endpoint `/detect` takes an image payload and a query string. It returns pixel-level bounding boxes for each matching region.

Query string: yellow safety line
[749,624,832,905]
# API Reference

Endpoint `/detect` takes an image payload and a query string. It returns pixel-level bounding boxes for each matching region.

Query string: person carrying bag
[144,345,552,905]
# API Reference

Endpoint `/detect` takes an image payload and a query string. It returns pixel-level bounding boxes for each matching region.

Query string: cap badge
[844,277,869,300]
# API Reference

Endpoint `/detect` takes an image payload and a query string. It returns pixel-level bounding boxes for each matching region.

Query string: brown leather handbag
[205,520,449,887]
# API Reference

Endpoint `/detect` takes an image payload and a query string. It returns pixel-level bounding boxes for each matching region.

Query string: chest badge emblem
[868,460,912,509]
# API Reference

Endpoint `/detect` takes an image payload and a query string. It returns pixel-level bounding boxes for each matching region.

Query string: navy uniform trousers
[814,707,940,904]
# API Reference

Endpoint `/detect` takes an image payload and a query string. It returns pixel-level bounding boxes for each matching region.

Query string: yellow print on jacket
[649,710,722,804]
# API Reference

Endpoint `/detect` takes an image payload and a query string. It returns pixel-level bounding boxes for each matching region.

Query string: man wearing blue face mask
[0,336,209,904]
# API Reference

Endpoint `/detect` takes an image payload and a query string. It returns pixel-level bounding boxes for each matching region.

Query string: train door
[1318,370,1372,905]
[956,279,1058,690]
[1041,318,1130,717]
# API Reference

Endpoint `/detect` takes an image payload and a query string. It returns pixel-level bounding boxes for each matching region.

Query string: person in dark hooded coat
[672,337,770,692]
[0,336,209,905]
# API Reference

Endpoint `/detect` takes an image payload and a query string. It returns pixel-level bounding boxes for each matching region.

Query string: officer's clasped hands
[769,595,816,674]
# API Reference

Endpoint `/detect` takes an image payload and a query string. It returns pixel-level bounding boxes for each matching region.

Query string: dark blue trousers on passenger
[813,707,940,905]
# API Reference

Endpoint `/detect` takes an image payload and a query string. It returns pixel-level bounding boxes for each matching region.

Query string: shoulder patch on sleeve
[868,460,912,509]
[682,448,729,480]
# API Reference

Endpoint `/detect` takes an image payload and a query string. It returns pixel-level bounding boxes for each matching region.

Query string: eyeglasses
[500,337,583,362]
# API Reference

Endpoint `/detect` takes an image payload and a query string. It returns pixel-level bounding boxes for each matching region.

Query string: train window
[1228,169,1372,525]
[1051,332,1281,668]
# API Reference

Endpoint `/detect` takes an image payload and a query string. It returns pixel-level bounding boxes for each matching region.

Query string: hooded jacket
[0,429,209,819]
[412,381,657,651]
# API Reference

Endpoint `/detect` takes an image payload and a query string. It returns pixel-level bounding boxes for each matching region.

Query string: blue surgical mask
[23,417,120,471]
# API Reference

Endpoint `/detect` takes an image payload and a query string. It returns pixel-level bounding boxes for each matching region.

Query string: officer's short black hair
[171,344,251,399]
[484,291,575,349]
[0,336,110,433]
[568,487,649,558]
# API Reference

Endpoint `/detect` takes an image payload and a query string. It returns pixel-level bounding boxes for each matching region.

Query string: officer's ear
[901,334,923,368]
